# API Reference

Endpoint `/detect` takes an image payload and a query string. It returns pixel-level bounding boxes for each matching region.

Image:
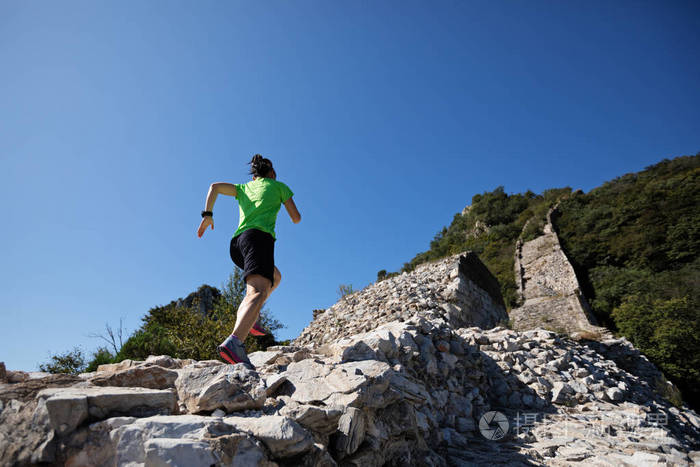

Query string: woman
[197,154,301,368]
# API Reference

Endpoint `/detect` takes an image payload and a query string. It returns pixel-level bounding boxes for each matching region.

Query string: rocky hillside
[295,252,507,347]
[394,154,700,411]
[2,254,699,466]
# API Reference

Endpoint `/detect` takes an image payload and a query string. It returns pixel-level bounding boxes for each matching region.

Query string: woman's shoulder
[269,179,291,189]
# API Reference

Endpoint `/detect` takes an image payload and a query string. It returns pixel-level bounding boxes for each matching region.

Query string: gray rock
[389,372,431,404]
[207,432,273,466]
[107,415,219,465]
[282,359,393,408]
[569,380,589,394]
[440,427,468,449]
[249,350,284,368]
[333,407,366,455]
[144,438,217,467]
[456,417,475,433]
[43,392,88,436]
[144,355,191,369]
[90,364,178,390]
[551,382,575,405]
[279,403,343,434]
[223,415,313,458]
[629,451,663,465]
[605,387,624,402]
[0,398,54,465]
[97,359,138,373]
[7,370,29,383]
[175,364,264,414]
[37,386,177,421]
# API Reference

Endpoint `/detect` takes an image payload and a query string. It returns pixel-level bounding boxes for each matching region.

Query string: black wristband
[201,210,213,218]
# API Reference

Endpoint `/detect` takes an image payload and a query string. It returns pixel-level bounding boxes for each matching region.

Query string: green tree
[39,347,87,374]
[612,295,700,406]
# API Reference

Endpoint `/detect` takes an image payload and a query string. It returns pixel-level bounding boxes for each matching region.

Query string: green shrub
[612,295,699,408]
[85,347,116,372]
[39,347,86,374]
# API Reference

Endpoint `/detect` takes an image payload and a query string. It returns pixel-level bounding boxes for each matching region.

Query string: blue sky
[1,1,698,371]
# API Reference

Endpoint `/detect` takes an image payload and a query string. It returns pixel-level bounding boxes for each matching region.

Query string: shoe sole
[218,345,242,365]
[218,345,255,370]
[249,328,266,336]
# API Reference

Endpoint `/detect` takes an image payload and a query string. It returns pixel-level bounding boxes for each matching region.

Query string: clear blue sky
[1,1,698,371]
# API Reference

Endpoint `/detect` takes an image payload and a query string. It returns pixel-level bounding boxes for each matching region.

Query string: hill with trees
[390,153,699,409]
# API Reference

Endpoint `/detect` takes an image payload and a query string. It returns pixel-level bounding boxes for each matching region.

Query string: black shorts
[230,228,276,287]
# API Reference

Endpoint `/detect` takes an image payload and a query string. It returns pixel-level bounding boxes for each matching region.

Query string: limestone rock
[62,415,269,466]
[37,386,178,421]
[6,370,29,383]
[551,382,574,405]
[223,415,314,458]
[281,359,394,408]
[144,438,217,467]
[208,433,275,466]
[279,402,343,435]
[144,355,193,369]
[43,392,88,436]
[97,359,138,373]
[332,407,366,455]
[174,364,265,414]
[249,350,284,368]
[89,364,178,390]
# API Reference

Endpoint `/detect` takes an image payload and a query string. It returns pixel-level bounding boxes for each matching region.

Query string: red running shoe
[249,319,267,336]
[217,334,254,369]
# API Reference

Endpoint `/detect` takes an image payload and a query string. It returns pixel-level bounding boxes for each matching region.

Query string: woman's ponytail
[249,154,274,177]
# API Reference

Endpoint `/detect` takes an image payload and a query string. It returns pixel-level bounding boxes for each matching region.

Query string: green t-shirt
[233,178,294,239]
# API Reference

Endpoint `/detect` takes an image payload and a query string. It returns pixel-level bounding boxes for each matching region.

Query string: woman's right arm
[197,183,237,238]
[204,182,237,210]
[284,198,301,224]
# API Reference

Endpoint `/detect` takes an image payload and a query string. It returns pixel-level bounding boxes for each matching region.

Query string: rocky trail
[1,254,699,466]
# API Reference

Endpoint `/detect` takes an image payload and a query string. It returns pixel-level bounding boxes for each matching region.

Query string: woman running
[197,154,301,368]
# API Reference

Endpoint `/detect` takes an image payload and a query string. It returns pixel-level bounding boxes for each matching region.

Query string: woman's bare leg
[268,267,282,297]
[232,274,271,341]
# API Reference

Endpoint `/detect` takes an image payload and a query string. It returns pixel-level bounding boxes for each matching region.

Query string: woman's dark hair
[249,154,274,178]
